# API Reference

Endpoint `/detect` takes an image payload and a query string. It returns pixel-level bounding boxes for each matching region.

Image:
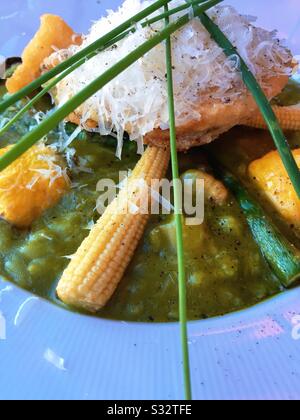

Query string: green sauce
[272,79,300,107]
[0,84,289,322]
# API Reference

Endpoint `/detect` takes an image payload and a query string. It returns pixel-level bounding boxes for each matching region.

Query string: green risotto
[1,82,298,322]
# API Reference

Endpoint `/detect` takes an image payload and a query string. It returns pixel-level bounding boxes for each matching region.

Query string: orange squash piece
[0,144,70,228]
[248,149,300,226]
[6,14,81,94]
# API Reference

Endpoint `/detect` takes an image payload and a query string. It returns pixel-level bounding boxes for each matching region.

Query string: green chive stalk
[0,0,213,115]
[198,12,300,198]
[0,0,173,113]
[0,0,222,171]
[164,4,192,401]
[0,0,214,137]
[217,166,300,287]
[147,0,207,25]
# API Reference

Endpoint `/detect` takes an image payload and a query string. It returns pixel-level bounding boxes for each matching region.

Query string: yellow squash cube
[0,144,70,228]
[248,149,300,226]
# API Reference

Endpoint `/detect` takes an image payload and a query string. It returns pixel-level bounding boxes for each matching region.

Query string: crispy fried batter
[144,75,289,150]
[7,14,291,151]
[6,14,81,94]
[66,75,288,151]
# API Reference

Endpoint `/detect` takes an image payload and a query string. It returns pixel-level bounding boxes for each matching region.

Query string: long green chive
[0,0,212,137]
[0,0,222,171]
[147,0,206,26]
[0,62,81,137]
[0,0,172,113]
[0,0,213,115]
[198,12,300,198]
[164,5,192,401]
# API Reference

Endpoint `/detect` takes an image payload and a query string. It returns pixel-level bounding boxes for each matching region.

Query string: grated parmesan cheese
[28,151,70,189]
[46,0,293,157]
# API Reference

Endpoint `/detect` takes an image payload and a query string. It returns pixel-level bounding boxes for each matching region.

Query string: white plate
[0,0,300,400]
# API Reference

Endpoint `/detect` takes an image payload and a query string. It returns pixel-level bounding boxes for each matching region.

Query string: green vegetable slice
[218,167,300,287]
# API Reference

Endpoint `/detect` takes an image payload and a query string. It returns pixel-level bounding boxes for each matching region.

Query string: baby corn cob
[246,105,300,131]
[57,146,170,312]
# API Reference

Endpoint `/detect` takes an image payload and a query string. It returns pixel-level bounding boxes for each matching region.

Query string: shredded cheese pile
[46,0,293,157]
